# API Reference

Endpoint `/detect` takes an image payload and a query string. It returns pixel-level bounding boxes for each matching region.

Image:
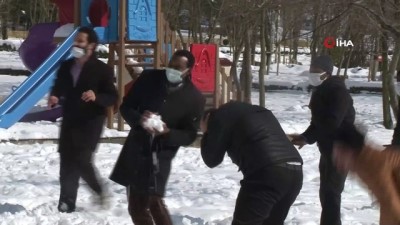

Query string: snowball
[143,114,165,132]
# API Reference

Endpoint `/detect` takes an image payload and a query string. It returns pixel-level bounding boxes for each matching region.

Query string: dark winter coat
[302,76,355,154]
[109,69,205,196]
[392,99,400,146]
[201,101,303,176]
[50,56,118,153]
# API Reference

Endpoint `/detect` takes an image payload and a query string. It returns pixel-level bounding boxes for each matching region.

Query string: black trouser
[58,117,105,212]
[319,152,348,225]
[127,187,173,225]
[232,163,303,225]
[58,150,103,211]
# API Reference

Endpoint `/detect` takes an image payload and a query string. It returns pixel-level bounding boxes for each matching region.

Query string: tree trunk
[176,30,187,50]
[344,49,354,78]
[259,10,267,107]
[266,11,272,76]
[382,36,393,129]
[231,44,243,101]
[292,27,300,63]
[251,31,257,66]
[276,43,281,76]
[310,3,321,60]
[274,10,279,63]
[388,38,400,119]
[1,13,7,40]
[371,36,380,81]
[336,49,345,76]
[241,29,252,103]
[291,40,297,64]
[197,1,203,43]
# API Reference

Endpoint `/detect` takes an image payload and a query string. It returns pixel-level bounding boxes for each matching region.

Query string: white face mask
[165,68,188,84]
[71,46,86,58]
[308,72,326,86]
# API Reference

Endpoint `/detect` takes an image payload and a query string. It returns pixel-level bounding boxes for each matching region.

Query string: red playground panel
[190,44,217,93]
[52,0,74,25]
[89,0,110,27]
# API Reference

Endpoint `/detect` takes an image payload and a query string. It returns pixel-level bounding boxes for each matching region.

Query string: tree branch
[351,2,400,37]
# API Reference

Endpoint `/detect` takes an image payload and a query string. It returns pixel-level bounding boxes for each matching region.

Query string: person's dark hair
[173,50,195,69]
[202,108,217,120]
[78,26,99,45]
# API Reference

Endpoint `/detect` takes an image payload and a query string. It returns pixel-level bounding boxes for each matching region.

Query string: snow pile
[0,52,26,70]
[0,92,387,224]
[53,24,74,38]
[96,44,109,53]
[285,105,309,112]
[143,114,165,132]
[0,203,26,215]
[0,38,23,50]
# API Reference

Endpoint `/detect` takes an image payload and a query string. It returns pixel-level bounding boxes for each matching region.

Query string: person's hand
[200,114,209,133]
[154,124,170,136]
[140,111,156,134]
[333,142,356,172]
[82,90,96,102]
[48,96,59,108]
[287,134,307,149]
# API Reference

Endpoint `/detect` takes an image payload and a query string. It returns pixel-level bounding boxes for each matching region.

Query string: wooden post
[74,0,80,27]
[107,44,116,129]
[214,45,220,108]
[160,13,166,67]
[117,0,127,131]
[171,25,177,52]
[164,18,170,65]
[227,70,233,102]
[221,68,226,105]
[155,0,162,68]
[229,72,236,101]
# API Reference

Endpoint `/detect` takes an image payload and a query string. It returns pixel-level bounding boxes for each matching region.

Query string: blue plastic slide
[0,27,105,129]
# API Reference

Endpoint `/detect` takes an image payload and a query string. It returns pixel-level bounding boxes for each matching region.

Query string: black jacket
[50,56,118,154]
[50,56,118,123]
[302,76,355,153]
[201,101,303,176]
[109,69,205,196]
[392,100,400,145]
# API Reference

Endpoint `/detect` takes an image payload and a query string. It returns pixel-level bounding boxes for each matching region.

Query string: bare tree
[259,9,267,107]
[352,0,400,126]
[29,0,56,25]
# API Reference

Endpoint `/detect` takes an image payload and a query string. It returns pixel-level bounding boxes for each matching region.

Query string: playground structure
[0,0,172,129]
[0,0,237,130]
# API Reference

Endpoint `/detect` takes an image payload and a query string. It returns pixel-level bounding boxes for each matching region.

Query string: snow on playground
[0,91,388,224]
[0,38,23,50]
[0,47,393,224]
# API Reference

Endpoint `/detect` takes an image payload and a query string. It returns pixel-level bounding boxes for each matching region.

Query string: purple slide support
[17,22,64,122]
[19,22,60,72]
[18,106,62,123]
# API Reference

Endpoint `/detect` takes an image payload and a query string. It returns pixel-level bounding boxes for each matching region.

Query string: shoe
[57,202,75,213]
[92,191,112,210]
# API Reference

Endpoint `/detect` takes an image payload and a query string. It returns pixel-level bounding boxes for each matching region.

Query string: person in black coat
[200,101,303,225]
[392,113,400,146]
[48,27,118,213]
[109,50,205,225]
[391,71,400,146]
[289,55,356,225]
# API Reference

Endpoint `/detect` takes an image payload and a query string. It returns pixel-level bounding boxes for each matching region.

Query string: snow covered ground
[0,42,394,224]
[0,91,389,225]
